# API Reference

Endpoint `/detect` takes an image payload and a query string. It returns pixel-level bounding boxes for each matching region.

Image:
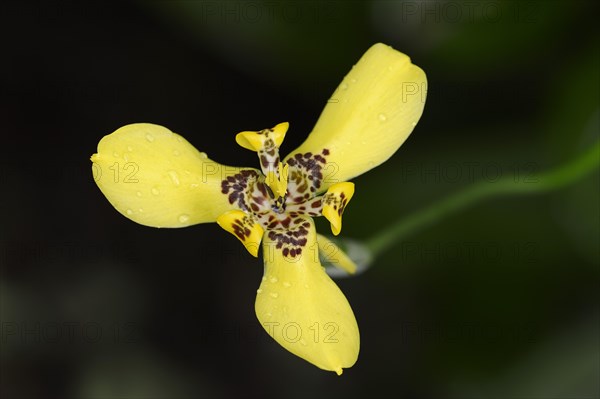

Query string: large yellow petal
[91,123,258,228]
[284,43,427,192]
[255,218,359,375]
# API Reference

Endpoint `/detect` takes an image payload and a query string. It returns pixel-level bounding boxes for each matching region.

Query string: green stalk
[365,140,600,258]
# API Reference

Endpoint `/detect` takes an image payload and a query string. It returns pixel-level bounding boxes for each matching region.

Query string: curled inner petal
[216,210,264,257]
[322,182,355,236]
[235,122,290,200]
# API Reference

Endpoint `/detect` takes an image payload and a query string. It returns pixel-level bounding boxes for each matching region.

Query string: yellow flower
[90,43,427,375]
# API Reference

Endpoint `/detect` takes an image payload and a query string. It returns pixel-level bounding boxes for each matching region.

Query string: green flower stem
[366,140,600,258]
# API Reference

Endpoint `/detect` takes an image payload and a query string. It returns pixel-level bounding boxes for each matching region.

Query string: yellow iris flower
[90,43,427,375]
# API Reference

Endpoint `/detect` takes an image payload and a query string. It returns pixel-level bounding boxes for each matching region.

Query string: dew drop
[151,187,160,196]
[378,113,387,122]
[145,133,154,142]
[136,191,142,197]
[178,214,190,224]
[126,209,133,215]
[256,289,263,294]
[269,276,278,283]
[269,292,279,299]
[168,170,180,186]
[282,281,291,288]
[172,149,180,157]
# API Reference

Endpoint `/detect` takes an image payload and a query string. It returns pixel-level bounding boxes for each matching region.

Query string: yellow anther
[216,210,264,257]
[322,182,355,236]
[265,163,289,199]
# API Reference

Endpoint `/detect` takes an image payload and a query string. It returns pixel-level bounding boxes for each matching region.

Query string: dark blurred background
[1,1,598,398]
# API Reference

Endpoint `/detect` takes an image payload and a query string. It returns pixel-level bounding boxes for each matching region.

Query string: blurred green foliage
[2,1,598,398]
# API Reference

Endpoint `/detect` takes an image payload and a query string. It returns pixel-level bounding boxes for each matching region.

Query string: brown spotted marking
[286,149,330,203]
[220,169,260,211]
[323,190,349,217]
[266,218,311,257]
[221,126,334,258]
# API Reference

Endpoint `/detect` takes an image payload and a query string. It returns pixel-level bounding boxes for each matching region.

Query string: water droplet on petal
[269,276,278,283]
[145,133,154,142]
[256,289,263,294]
[151,187,160,196]
[126,209,133,215]
[172,149,180,157]
[178,214,190,224]
[378,113,387,122]
[269,292,279,298]
[282,281,291,288]
[136,191,142,197]
[168,170,180,186]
